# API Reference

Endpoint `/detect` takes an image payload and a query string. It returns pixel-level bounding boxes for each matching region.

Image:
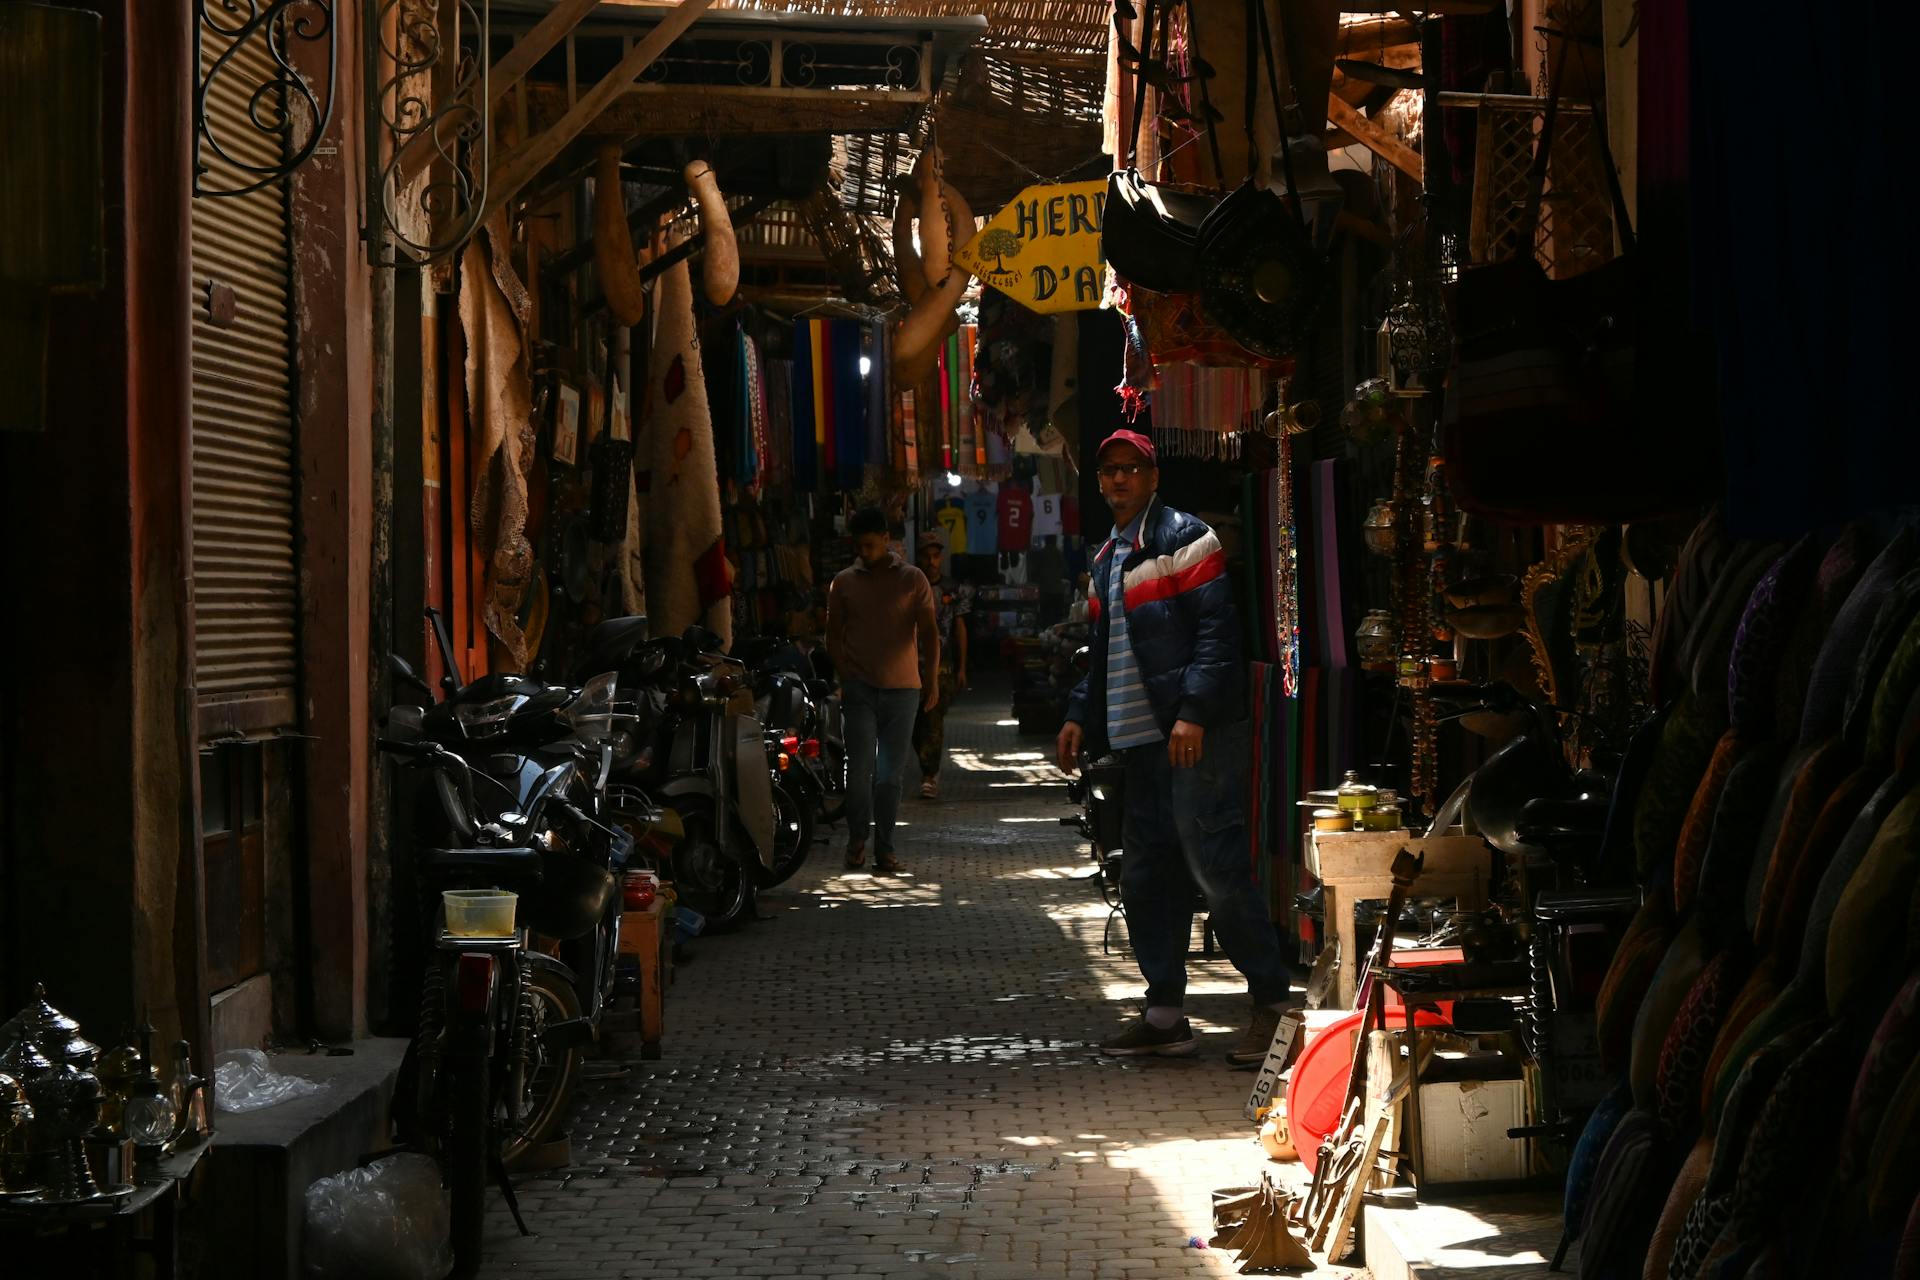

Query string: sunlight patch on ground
[1002,864,1095,881]
[1000,816,1065,823]
[1371,1199,1554,1271]
[995,719,1021,726]
[943,748,1071,786]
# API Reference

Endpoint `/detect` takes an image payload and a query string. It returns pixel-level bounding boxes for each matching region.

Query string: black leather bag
[1192,0,1328,359]
[1103,167,1213,294]
[1100,0,1220,294]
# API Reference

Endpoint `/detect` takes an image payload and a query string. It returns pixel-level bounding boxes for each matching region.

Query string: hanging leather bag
[1191,0,1330,360]
[1101,0,1221,294]
[1443,44,1713,524]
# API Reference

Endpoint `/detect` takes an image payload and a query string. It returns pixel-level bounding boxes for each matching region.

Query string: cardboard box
[1417,1077,1531,1184]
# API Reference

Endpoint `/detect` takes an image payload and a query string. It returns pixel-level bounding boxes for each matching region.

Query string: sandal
[844,843,866,870]
[874,853,903,876]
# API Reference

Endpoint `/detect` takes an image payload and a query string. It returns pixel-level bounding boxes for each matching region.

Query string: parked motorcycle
[762,727,819,886]
[574,619,777,933]
[382,609,631,1273]
[745,638,847,826]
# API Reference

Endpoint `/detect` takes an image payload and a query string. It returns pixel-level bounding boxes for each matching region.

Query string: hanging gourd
[915,147,952,291]
[891,186,927,305]
[890,181,974,383]
[683,159,738,307]
[593,144,648,327]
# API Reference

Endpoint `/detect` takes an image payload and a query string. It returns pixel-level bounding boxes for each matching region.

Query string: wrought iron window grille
[365,0,490,268]
[195,0,338,198]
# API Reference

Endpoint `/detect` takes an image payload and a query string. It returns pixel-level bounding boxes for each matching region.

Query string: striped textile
[1105,518,1163,750]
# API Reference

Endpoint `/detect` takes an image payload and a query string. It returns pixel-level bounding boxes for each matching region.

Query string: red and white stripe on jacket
[1086,529,1227,622]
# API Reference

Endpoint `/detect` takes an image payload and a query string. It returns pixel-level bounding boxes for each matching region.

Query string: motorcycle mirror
[389,653,435,700]
[386,704,425,741]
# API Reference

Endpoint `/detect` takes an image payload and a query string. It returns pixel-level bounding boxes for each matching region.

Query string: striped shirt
[1105,512,1163,749]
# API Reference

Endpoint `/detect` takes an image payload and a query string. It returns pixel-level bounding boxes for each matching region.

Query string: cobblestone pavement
[481,682,1345,1279]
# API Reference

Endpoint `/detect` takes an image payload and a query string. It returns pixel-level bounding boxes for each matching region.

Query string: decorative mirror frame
[1519,526,1599,708]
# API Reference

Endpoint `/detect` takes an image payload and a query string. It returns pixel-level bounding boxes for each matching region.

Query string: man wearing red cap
[1056,430,1294,1065]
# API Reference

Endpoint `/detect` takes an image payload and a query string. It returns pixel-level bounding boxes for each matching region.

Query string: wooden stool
[618,899,669,1058]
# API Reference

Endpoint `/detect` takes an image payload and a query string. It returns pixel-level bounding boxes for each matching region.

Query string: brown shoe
[1227,1005,1289,1068]
[874,852,903,876]
[844,842,865,870]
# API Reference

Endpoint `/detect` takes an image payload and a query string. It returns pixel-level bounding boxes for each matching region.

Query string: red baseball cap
[1095,428,1157,466]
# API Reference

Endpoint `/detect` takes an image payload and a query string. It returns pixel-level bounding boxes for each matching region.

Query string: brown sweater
[827,554,939,689]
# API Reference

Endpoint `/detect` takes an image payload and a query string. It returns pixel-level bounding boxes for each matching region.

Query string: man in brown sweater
[827,507,939,875]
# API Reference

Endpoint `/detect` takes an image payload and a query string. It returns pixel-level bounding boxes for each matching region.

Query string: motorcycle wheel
[818,745,847,824]
[765,778,817,886]
[502,960,582,1167]
[445,1047,490,1277]
[672,796,755,932]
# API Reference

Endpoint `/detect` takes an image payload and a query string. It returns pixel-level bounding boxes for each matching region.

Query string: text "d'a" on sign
[952,180,1107,315]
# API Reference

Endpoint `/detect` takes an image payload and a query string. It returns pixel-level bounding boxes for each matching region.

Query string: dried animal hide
[459,221,537,671]
[643,240,732,649]
[618,442,649,621]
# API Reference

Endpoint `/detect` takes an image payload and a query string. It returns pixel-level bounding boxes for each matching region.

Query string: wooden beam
[520,82,925,139]
[487,0,601,111]
[1337,0,1495,13]
[1338,17,1419,51]
[1327,94,1421,182]
[392,0,604,190]
[483,0,720,222]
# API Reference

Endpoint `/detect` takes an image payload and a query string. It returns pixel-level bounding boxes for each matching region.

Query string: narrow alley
[480,683,1299,1280]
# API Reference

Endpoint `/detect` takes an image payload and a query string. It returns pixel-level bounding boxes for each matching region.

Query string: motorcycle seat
[427,845,544,880]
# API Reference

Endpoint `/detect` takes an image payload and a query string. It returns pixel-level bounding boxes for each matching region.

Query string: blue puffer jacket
[1066,496,1245,754]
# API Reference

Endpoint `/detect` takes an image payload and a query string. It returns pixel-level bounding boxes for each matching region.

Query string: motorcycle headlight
[455,695,523,738]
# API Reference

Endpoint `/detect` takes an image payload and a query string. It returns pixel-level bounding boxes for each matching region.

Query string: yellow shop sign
[953,180,1106,314]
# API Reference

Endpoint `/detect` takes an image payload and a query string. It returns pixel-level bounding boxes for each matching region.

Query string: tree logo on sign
[976,228,1023,276]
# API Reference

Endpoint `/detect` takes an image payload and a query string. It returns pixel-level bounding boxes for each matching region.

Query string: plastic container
[1288,1007,1452,1176]
[442,889,517,937]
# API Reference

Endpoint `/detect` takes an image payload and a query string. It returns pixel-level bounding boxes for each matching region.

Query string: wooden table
[1309,832,1494,1008]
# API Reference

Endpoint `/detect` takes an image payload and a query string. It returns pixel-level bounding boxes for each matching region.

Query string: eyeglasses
[1097,462,1151,481]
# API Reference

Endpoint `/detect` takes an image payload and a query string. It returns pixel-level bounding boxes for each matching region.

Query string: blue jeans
[1119,718,1291,1008]
[842,678,921,856]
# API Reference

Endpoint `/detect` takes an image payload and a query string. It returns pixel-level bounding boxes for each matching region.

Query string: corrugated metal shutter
[191,32,298,736]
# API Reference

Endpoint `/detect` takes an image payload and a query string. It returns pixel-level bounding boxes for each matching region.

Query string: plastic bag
[214,1049,326,1113]
[304,1153,453,1280]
